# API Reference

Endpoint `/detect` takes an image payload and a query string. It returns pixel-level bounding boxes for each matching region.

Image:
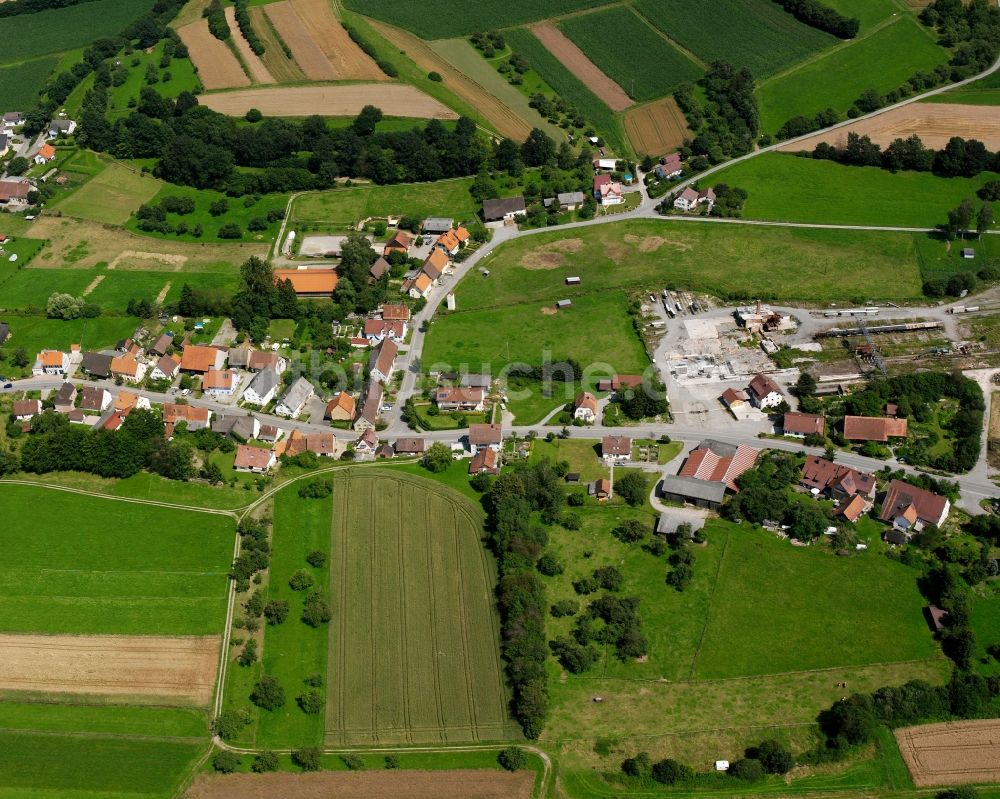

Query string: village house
[0,179,31,209]
[325,391,356,422]
[369,256,391,281]
[800,456,877,522]
[248,350,287,374]
[594,174,624,205]
[282,429,337,458]
[149,333,173,357]
[659,440,760,510]
[383,229,411,257]
[469,447,499,475]
[747,373,784,409]
[180,345,225,375]
[590,478,612,501]
[393,437,426,456]
[422,217,454,235]
[434,226,469,257]
[13,399,41,420]
[363,318,407,343]
[601,435,632,463]
[273,267,339,297]
[203,369,237,396]
[34,143,56,165]
[879,479,950,534]
[227,345,251,370]
[163,402,212,433]
[482,196,527,223]
[673,186,716,212]
[596,374,644,393]
[558,191,585,211]
[80,352,112,379]
[32,350,69,376]
[354,382,383,432]
[79,386,111,413]
[242,368,280,407]
[48,119,76,138]
[2,112,23,134]
[435,386,486,412]
[369,338,398,384]
[234,444,276,473]
[150,353,181,382]
[721,387,750,413]
[656,153,683,180]
[352,427,379,458]
[380,304,411,322]
[275,376,314,419]
[53,382,77,413]
[402,271,434,300]
[843,415,909,442]
[110,352,145,384]
[212,414,260,442]
[468,423,502,454]
[574,392,598,422]
[783,412,825,438]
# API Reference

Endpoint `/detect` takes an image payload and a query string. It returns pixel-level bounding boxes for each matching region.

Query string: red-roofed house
[783,412,825,438]
[203,369,237,396]
[574,392,598,422]
[594,174,623,205]
[677,440,760,492]
[469,447,499,475]
[879,479,950,533]
[601,435,631,463]
[747,374,783,409]
[383,229,411,256]
[363,318,407,342]
[234,444,276,473]
[843,416,908,442]
[721,387,750,413]
[435,387,486,412]
[800,456,877,504]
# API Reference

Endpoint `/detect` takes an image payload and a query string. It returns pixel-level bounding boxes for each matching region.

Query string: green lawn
[710,153,1000,228]
[0,484,234,635]
[530,438,608,481]
[292,177,478,229]
[757,14,949,133]
[925,70,1000,106]
[52,161,163,225]
[0,702,207,739]
[0,316,136,376]
[971,591,1000,676]
[823,0,899,32]
[108,40,200,118]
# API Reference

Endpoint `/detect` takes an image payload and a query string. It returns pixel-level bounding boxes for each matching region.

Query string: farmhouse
[79,352,112,378]
[369,338,398,384]
[879,479,950,532]
[212,414,260,442]
[370,256,391,281]
[110,353,145,383]
[275,376,314,419]
[435,386,486,412]
[33,143,56,165]
[574,391,598,422]
[482,196,526,223]
[79,386,111,413]
[53,382,77,413]
[423,217,454,235]
[325,391,356,421]
[721,387,750,412]
[558,191,585,210]
[32,350,68,376]
[0,179,31,208]
[380,304,411,322]
[363,318,407,343]
[843,415,908,442]
[242,367,279,407]
[601,435,632,462]
[234,444,276,473]
[273,267,339,297]
[594,174,624,205]
[469,447,499,475]
[203,369,237,396]
[434,226,469,256]
[383,229,411,256]
[468,423,502,454]
[783,412,825,438]
[660,440,760,509]
[747,373,784,409]
[180,345,225,375]
[163,403,212,431]
[13,399,41,420]
[248,350,287,374]
[394,437,426,455]
[656,153,683,179]
[354,382,383,432]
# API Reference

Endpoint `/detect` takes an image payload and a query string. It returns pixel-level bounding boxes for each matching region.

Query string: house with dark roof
[242,367,279,407]
[368,338,398,384]
[482,196,526,223]
[79,386,111,413]
[747,374,783,409]
[13,399,41,420]
[212,413,260,441]
[53,382,77,413]
[659,440,760,510]
[369,256,391,281]
[354,382,383,432]
[275,376,314,419]
[79,352,112,379]
[422,217,453,235]
[393,437,425,455]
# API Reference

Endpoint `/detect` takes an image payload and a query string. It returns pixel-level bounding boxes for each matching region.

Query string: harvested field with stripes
[177,19,249,90]
[325,471,513,745]
[200,84,457,119]
[224,6,274,85]
[530,22,632,112]
[625,97,692,156]
[249,6,305,83]
[264,0,337,81]
[289,0,386,80]
[896,719,1000,786]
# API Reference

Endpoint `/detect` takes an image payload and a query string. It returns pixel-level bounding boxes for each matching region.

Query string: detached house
[203,369,237,396]
[368,338,398,384]
[53,382,77,413]
[469,447,499,475]
[248,350,287,374]
[383,229,411,256]
[843,415,908,442]
[163,403,212,433]
[673,186,715,212]
[180,345,225,375]
[275,376,314,419]
[325,391,356,422]
[656,153,683,180]
[573,392,598,422]
[150,354,181,382]
[879,479,950,533]
[33,143,56,165]
[48,119,76,138]
[110,352,145,384]
[783,412,825,438]
[483,196,526,223]
[79,386,111,413]
[80,352,112,379]
[13,399,41,420]
[33,350,68,376]
[354,382,383,432]
[601,435,631,463]
[434,226,469,256]
[747,373,783,409]
[380,304,410,323]
[242,368,280,407]
[593,174,623,205]
[363,318,406,343]
[800,456,876,509]
[435,387,485,412]
[468,423,502,454]
[234,444,276,473]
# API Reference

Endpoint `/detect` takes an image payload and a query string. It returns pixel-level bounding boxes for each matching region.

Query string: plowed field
[0,634,220,705]
[200,84,457,119]
[224,6,274,84]
[264,1,337,81]
[530,22,632,111]
[177,19,250,90]
[289,0,385,80]
[897,719,1000,786]
[625,97,692,155]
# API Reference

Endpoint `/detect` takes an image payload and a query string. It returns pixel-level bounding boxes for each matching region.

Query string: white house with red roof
[594,174,624,205]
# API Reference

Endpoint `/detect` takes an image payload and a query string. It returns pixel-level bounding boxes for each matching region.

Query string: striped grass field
[325,471,515,745]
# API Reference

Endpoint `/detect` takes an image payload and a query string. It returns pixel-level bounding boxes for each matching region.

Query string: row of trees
[943,197,993,241]
[0,0,99,16]
[675,62,760,165]
[621,737,793,787]
[810,133,1000,180]
[773,0,859,38]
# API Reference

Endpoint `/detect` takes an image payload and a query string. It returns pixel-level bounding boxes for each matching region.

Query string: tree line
[0,0,99,17]
[807,133,1000,179]
[674,61,759,168]
[773,0,859,39]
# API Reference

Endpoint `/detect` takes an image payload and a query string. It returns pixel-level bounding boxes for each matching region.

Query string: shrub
[292,747,321,771]
[342,754,364,770]
[752,739,794,774]
[385,754,401,768]
[537,552,564,576]
[289,569,314,591]
[264,599,289,625]
[306,549,327,568]
[302,592,332,627]
[498,746,528,771]
[298,479,333,499]
[551,599,579,617]
[250,675,285,710]
[651,758,693,785]
[297,689,324,714]
[212,750,239,773]
[729,758,765,781]
[612,519,647,543]
[622,751,652,778]
[615,471,648,506]
[252,750,279,772]
[428,70,442,81]
[593,565,624,591]
[218,223,243,239]
[213,708,251,740]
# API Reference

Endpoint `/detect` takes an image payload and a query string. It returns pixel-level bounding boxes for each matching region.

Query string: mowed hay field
[625,97,692,156]
[326,471,513,745]
[530,22,632,112]
[250,5,306,83]
[200,84,458,119]
[896,720,1000,786]
[178,19,250,90]
[288,0,386,80]
[264,1,338,81]
[52,160,163,225]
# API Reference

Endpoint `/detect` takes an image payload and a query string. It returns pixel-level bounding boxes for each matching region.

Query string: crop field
[341,0,611,39]
[52,161,163,225]
[505,28,628,155]
[249,6,306,82]
[0,0,154,63]
[178,19,250,90]
[710,153,1000,228]
[0,56,59,112]
[624,96,692,156]
[757,15,949,134]
[292,177,477,227]
[634,0,835,78]
[264,1,338,81]
[225,6,275,85]
[558,6,703,103]
[199,84,458,119]
[0,484,234,636]
[897,720,1000,786]
[325,471,512,745]
[286,0,386,81]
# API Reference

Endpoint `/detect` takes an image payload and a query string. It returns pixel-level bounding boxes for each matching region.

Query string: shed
[962,248,975,259]
[556,299,572,309]
[565,276,581,285]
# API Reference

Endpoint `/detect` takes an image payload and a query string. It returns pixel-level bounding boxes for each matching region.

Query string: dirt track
[0,634,220,705]
[530,22,632,112]
[625,97,691,156]
[779,103,1000,152]
[289,0,386,80]
[264,1,338,81]
[224,6,275,85]
[200,85,458,119]
[186,769,535,799]
[897,719,1000,786]
[178,19,250,90]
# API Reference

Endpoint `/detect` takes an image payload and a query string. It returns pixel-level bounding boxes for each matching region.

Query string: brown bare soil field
[897,719,1000,786]
[780,103,1000,152]
[178,19,250,90]
[367,19,533,140]
[264,1,337,81]
[224,6,275,85]
[200,84,458,120]
[249,6,306,83]
[186,770,535,799]
[625,97,692,156]
[289,0,386,80]
[530,22,632,112]
[0,634,220,705]
[30,216,266,271]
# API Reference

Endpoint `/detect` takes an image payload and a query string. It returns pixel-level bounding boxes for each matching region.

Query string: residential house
[368,338,398,384]
[325,391,356,422]
[596,374,644,393]
[32,350,68,376]
[33,143,56,165]
[380,304,411,322]
[101,409,130,431]
[13,399,41,420]
[234,444,276,473]
[80,352,112,379]
[203,369,237,396]
[0,179,31,208]
[435,387,485,412]
[434,227,469,256]
[590,478,612,501]
[180,345,225,375]
[601,435,632,463]
[469,447,499,475]
[574,392,598,422]
[468,423,502,454]
[150,353,181,382]
[800,456,877,504]
[149,333,173,357]
[273,267,338,297]
[482,196,526,223]
[835,494,869,524]
[783,412,825,438]
[2,112,23,133]
[110,352,145,383]
[79,386,111,413]
[212,413,260,442]
[674,186,715,211]
[282,429,336,458]
[558,191,585,211]
[53,382,77,413]
[248,350,287,374]
[402,271,433,299]
[114,390,149,412]
[383,229,411,256]
[747,373,784,409]
[843,415,908,442]
[721,387,750,413]
[275,376,314,419]
[354,427,379,457]
[258,424,281,444]
[879,479,950,533]
[353,382,383,432]
[593,174,623,205]
[393,437,425,455]
[460,373,491,390]
[363,318,407,343]
[423,217,454,235]
[656,153,683,180]
[593,157,618,171]
[369,256,391,281]
[48,119,76,138]
[423,247,449,279]
[659,440,761,510]
[163,403,212,432]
